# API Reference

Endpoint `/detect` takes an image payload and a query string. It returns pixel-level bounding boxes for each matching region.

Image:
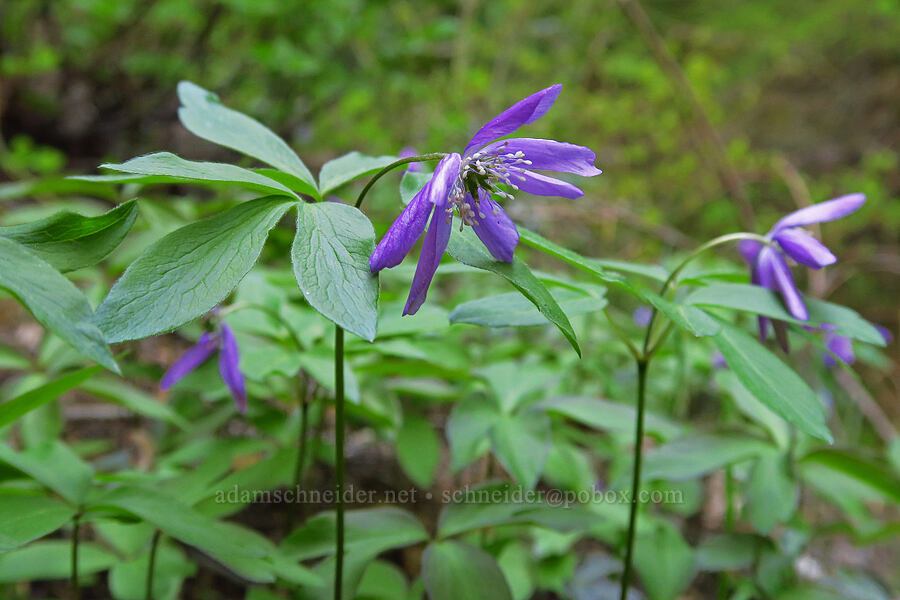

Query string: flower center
[445,142,532,231]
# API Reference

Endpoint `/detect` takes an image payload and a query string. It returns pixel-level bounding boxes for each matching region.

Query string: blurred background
[2,0,898,402]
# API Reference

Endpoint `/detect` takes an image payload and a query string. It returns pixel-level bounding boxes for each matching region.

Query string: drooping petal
[875,324,893,344]
[369,180,434,272]
[428,153,462,207]
[772,193,865,232]
[403,208,452,316]
[773,228,837,269]
[513,170,583,199]
[824,330,854,367]
[759,246,808,321]
[738,239,763,266]
[463,84,562,157]
[479,138,602,177]
[471,193,519,262]
[369,153,461,272]
[218,324,247,413]
[161,333,219,390]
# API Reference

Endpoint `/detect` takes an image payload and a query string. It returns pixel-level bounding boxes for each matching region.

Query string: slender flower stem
[354,153,446,209]
[70,514,81,600]
[145,530,161,600]
[333,325,346,600]
[619,358,648,600]
[293,397,310,489]
[619,231,768,600]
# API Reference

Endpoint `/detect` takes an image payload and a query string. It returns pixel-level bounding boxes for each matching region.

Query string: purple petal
[370,153,461,272]
[773,229,837,269]
[824,331,854,367]
[772,193,865,232]
[403,207,452,316]
[757,315,770,343]
[759,247,808,321]
[471,193,519,262]
[633,306,653,328]
[712,350,728,370]
[427,153,462,207]
[875,324,893,345]
[513,170,583,199]
[218,324,247,413]
[479,138,602,177]
[370,182,434,272]
[399,147,422,173]
[738,239,763,266]
[161,333,219,390]
[463,85,562,157]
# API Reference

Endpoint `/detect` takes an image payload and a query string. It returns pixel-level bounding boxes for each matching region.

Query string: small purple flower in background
[711,350,728,370]
[632,306,653,328]
[822,325,855,368]
[399,147,422,173]
[738,193,865,345]
[822,323,891,368]
[161,322,247,413]
[371,84,602,315]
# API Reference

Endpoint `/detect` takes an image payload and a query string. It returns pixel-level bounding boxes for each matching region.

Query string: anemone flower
[738,193,865,346]
[161,322,246,413]
[371,84,602,315]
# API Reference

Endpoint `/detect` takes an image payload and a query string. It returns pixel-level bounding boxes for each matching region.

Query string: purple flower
[711,350,728,370]
[632,306,653,328]
[399,147,422,173]
[161,322,247,413]
[739,193,865,344]
[822,325,855,368]
[371,85,602,315]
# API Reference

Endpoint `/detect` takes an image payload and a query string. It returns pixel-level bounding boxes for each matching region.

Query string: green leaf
[696,533,766,571]
[422,541,513,600]
[633,522,695,600]
[446,395,501,470]
[109,542,195,600]
[687,283,885,346]
[713,320,833,442]
[396,414,440,488]
[0,441,93,504]
[491,411,550,490]
[399,171,432,205]
[745,452,797,533]
[97,152,299,199]
[177,81,317,196]
[0,494,77,551]
[0,237,118,372]
[640,432,773,481]
[0,540,118,582]
[799,449,900,504]
[517,227,627,287]
[446,228,580,356]
[80,376,189,428]
[292,202,378,341]
[450,288,607,328]
[0,200,138,272]
[318,152,397,195]
[91,485,270,559]
[639,290,720,337]
[0,365,101,429]
[95,196,294,342]
[282,507,428,560]
[535,395,682,440]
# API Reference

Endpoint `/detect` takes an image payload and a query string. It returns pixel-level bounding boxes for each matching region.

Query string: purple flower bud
[632,306,653,328]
